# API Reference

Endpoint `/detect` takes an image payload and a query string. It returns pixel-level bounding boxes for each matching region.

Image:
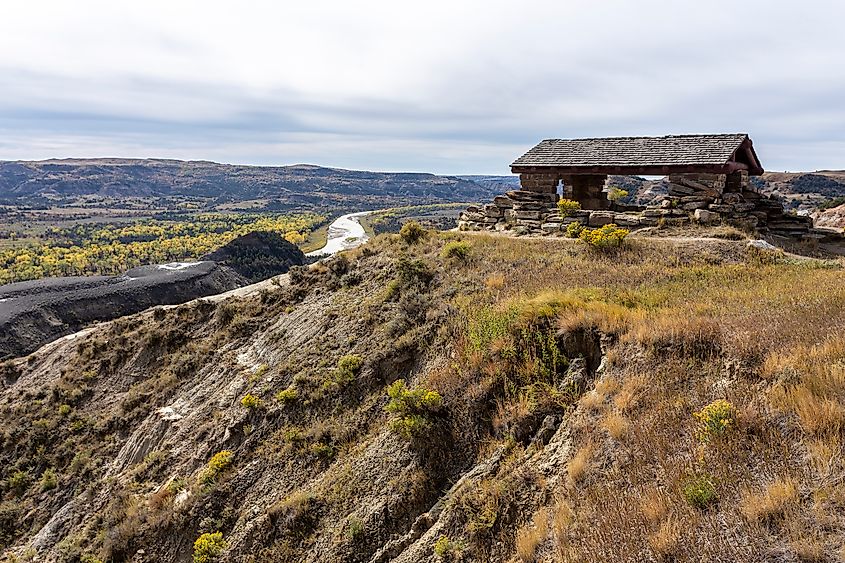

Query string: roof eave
[510,163,744,176]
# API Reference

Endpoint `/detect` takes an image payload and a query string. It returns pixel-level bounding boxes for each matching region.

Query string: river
[306,211,371,257]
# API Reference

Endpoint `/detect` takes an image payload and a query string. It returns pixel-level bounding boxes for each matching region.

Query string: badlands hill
[0,160,506,211]
[1,229,844,562]
[3,158,843,224]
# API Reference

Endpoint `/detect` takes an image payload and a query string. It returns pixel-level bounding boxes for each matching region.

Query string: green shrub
[441,241,471,261]
[385,380,442,439]
[309,442,335,460]
[557,198,582,217]
[399,221,427,244]
[383,279,402,301]
[57,404,72,416]
[347,516,365,542]
[69,451,91,474]
[199,450,234,485]
[275,387,298,404]
[325,354,364,390]
[193,531,228,563]
[337,354,363,380]
[166,477,187,495]
[565,221,584,239]
[578,224,629,249]
[39,468,57,492]
[396,257,433,288]
[467,306,517,352]
[682,473,718,508]
[240,394,262,409]
[693,399,736,442]
[434,535,462,559]
[7,470,29,496]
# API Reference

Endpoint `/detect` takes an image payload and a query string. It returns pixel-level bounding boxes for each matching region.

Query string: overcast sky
[1,0,843,174]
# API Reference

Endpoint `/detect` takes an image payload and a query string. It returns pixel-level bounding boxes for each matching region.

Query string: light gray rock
[747,239,778,251]
[693,209,718,224]
[612,213,641,227]
[588,211,616,227]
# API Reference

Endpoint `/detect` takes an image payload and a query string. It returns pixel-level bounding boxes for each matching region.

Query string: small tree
[284,231,306,245]
[607,187,629,202]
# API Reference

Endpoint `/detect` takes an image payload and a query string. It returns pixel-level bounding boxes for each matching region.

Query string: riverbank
[305,211,372,257]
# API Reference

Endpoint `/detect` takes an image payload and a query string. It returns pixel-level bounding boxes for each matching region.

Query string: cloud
[0,0,843,173]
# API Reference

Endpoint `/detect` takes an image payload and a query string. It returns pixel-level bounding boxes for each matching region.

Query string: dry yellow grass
[492,393,534,435]
[773,386,845,437]
[626,314,722,360]
[566,444,594,485]
[578,390,605,412]
[552,499,575,541]
[639,488,669,525]
[791,538,826,562]
[806,437,841,476]
[613,374,648,413]
[485,273,505,291]
[515,508,550,562]
[601,413,629,440]
[389,233,845,560]
[740,478,799,523]
[594,376,620,396]
[647,517,681,560]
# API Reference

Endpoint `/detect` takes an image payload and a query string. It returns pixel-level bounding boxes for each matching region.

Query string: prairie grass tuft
[566,444,593,485]
[601,413,629,440]
[515,508,549,562]
[647,517,680,560]
[739,477,798,523]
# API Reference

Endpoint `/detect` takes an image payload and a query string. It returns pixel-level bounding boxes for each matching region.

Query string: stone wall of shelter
[459,170,819,240]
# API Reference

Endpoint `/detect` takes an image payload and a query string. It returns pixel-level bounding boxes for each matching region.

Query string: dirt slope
[1,232,845,562]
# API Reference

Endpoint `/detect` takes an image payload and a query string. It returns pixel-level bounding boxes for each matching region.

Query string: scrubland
[1,227,844,562]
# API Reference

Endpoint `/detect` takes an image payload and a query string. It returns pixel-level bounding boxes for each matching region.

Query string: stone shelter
[459,133,819,239]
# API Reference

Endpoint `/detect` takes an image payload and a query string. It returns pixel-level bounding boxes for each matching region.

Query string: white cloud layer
[1,0,843,173]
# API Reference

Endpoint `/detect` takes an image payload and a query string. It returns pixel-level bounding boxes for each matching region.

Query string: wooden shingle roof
[511,133,763,175]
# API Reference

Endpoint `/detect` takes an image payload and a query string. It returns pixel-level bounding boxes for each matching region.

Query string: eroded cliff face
[814,203,845,230]
[2,232,845,563]
[0,262,247,361]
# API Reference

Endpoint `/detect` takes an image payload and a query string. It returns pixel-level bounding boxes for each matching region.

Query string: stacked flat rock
[642,171,812,235]
[458,171,819,240]
[458,190,560,232]
[459,189,659,233]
